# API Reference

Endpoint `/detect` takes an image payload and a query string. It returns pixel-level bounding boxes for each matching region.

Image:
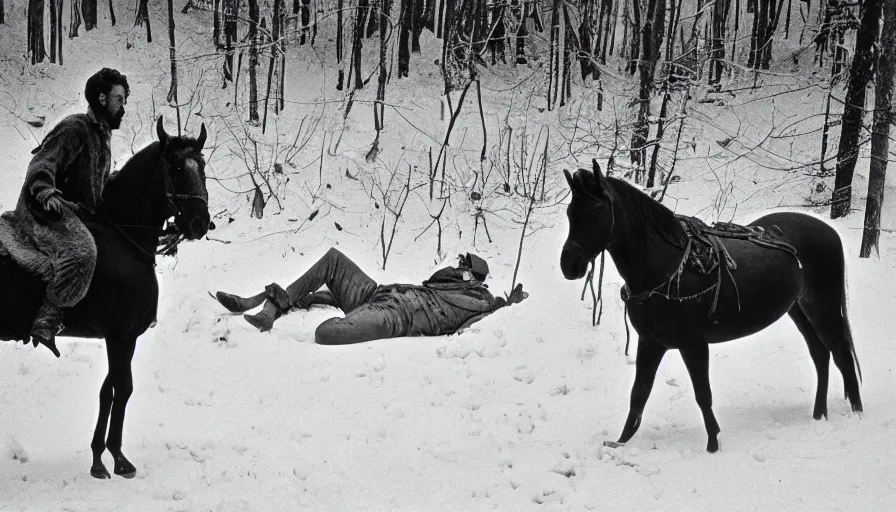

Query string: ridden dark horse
[0,117,211,478]
[560,160,862,452]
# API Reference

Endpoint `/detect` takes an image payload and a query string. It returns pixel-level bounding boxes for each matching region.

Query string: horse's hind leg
[616,337,667,446]
[788,304,831,420]
[90,336,137,479]
[798,297,863,414]
[679,343,721,453]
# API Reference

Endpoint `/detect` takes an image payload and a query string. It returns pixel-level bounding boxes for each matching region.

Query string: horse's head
[155,117,211,240]
[560,159,615,280]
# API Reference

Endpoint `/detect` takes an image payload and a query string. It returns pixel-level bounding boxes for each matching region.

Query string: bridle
[159,153,208,216]
[112,146,207,263]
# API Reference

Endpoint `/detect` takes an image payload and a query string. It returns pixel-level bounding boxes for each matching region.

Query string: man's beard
[107,107,125,130]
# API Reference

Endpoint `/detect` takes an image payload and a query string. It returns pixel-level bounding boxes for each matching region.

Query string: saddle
[0,211,53,280]
[675,215,799,277]
[622,215,800,319]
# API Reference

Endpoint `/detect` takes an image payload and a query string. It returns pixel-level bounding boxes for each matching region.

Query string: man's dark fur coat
[9,108,112,306]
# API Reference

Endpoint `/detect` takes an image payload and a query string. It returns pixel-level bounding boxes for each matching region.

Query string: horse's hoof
[603,440,625,449]
[113,455,137,478]
[706,439,720,453]
[90,463,112,479]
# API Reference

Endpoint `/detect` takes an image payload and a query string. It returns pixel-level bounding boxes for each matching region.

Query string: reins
[106,146,201,262]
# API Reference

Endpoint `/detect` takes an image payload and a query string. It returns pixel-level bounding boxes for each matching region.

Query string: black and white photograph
[0,0,893,509]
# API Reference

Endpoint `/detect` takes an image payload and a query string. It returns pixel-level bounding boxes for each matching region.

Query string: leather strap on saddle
[621,216,801,321]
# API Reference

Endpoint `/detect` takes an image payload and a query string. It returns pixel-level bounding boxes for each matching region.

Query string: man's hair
[84,68,130,112]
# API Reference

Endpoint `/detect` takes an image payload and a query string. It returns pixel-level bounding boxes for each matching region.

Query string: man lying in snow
[214,248,528,344]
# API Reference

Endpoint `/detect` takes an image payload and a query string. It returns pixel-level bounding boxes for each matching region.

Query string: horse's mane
[607,176,689,248]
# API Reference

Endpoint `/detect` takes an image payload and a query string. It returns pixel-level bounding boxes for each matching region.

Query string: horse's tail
[841,262,863,384]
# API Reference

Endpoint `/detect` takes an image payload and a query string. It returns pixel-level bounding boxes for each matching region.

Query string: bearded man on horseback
[12,68,130,357]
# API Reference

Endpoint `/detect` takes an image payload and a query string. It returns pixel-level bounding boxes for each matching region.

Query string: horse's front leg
[90,336,137,479]
[679,342,721,453]
[610,337,667,447]
[90,374,114,479]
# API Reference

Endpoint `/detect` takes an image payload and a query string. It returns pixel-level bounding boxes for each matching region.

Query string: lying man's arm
[457,283,528,333]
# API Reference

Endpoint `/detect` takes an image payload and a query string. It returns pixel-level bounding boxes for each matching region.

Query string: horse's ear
[195,123,207,151]
[591,158,611,200]
[563,169,576,193]
[156,116,169,146]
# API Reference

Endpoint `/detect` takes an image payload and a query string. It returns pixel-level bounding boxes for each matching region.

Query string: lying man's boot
[243,301,283,332]
[216,290,267,313]
[30,301,64,358]
[243,283,292,332]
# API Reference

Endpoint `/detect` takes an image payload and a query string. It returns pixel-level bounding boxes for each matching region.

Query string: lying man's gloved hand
[507,283,528,305]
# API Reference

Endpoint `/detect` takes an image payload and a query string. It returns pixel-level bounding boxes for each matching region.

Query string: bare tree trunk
[784,0,791,38]
[515,0,528,64]
[135,0,152,42]
[263,0,282,133]
[709,0,731,85]
[49,0,58,63]
[280,49,286,111]
[579,0,595,79]
[488,3,507,64]
[831,0,882,218]
[83,0,96,30]
[731,0,739,68]
[56,0,62,63]
[213,0,221,47]
[630,0,664,169]
[759,0,784,69]
[367,0,378,36]
[222,0,237,85]
[368,0,391,160]
[627,0,641,75]
[351,0,367,90]
[547,0,560,110]
[598,0,611,64]
[28,0,45,64]
[248,0,260,123]
[562,3,574,105]
[375,0,390,127]
[399,0,411,77]
[300,0,311,44]
[70,0,81,36]
[166,0,181,134]
[337,0,344,89]
[860,0,895,256]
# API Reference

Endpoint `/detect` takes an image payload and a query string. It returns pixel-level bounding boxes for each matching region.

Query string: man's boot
[30,301,64,358]
[243,283,292,332]
[216,290,267,313]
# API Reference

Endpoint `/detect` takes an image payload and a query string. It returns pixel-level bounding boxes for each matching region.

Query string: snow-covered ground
[3,1,896,510]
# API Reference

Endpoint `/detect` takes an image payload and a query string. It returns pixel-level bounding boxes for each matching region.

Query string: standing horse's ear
[564,169,576,193]
[591,158,611,200]
[195,123,207,151]
[156,116,169,146]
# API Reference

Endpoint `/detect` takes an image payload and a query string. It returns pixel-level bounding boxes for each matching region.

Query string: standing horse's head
[155,117,212,240]
[560,159,615,280]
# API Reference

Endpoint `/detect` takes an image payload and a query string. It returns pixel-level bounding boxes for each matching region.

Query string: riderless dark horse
[560,160,862,452]
[0,117,211,478]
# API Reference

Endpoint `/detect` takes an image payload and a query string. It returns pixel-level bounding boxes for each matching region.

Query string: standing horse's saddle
[675,215,800,276]
[0,211,53,280]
